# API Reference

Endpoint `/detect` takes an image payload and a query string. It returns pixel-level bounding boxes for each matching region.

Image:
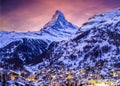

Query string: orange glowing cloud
[0,0,120,32]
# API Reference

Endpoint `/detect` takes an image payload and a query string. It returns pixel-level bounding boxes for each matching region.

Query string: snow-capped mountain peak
[52,10,65,22]
[40,10,78,41]
[43,10,66,28]
[43,10,76,29]
[77,8,120,32]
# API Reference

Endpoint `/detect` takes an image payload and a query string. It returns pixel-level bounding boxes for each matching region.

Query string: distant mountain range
[0,9,120,77]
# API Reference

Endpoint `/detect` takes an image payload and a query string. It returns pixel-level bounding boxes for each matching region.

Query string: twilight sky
[0,0,120,32]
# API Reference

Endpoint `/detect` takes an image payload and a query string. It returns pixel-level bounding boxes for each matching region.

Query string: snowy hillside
[44,8,120,76]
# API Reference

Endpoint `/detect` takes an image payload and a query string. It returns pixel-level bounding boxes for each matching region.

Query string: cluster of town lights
[0,67,119,86]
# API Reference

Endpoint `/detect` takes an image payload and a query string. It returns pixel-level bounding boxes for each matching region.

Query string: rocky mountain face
[0,10,78,66]
[41,9,120,76]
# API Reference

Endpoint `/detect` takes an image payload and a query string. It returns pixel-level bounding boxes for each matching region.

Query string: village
[0,66,119,86]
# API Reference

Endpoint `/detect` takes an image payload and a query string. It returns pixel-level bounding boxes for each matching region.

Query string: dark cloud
[101,0,120,7]
[0,0,36,14]
[1,0,23,14]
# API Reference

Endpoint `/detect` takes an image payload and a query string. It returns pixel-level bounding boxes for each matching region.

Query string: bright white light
[96,83,109,86]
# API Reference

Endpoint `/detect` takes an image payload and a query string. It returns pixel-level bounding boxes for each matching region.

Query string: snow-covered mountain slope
[0,10,78,65]
[77,8,120,32]
[43,9,120,76]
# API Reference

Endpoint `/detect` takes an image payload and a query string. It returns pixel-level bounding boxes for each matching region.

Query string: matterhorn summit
[45,10,66,27]
[42,10,78,36]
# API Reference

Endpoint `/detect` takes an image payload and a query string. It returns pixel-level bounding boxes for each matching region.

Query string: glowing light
[26,77,38,82]
[66,71,69,74]
[79,69,86,74]
[51,75,55,78]
[89,79,96,84]
[66,75,74,79]
[88,80,115,86]
[10,75,16,80]
[95,83,109,86]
